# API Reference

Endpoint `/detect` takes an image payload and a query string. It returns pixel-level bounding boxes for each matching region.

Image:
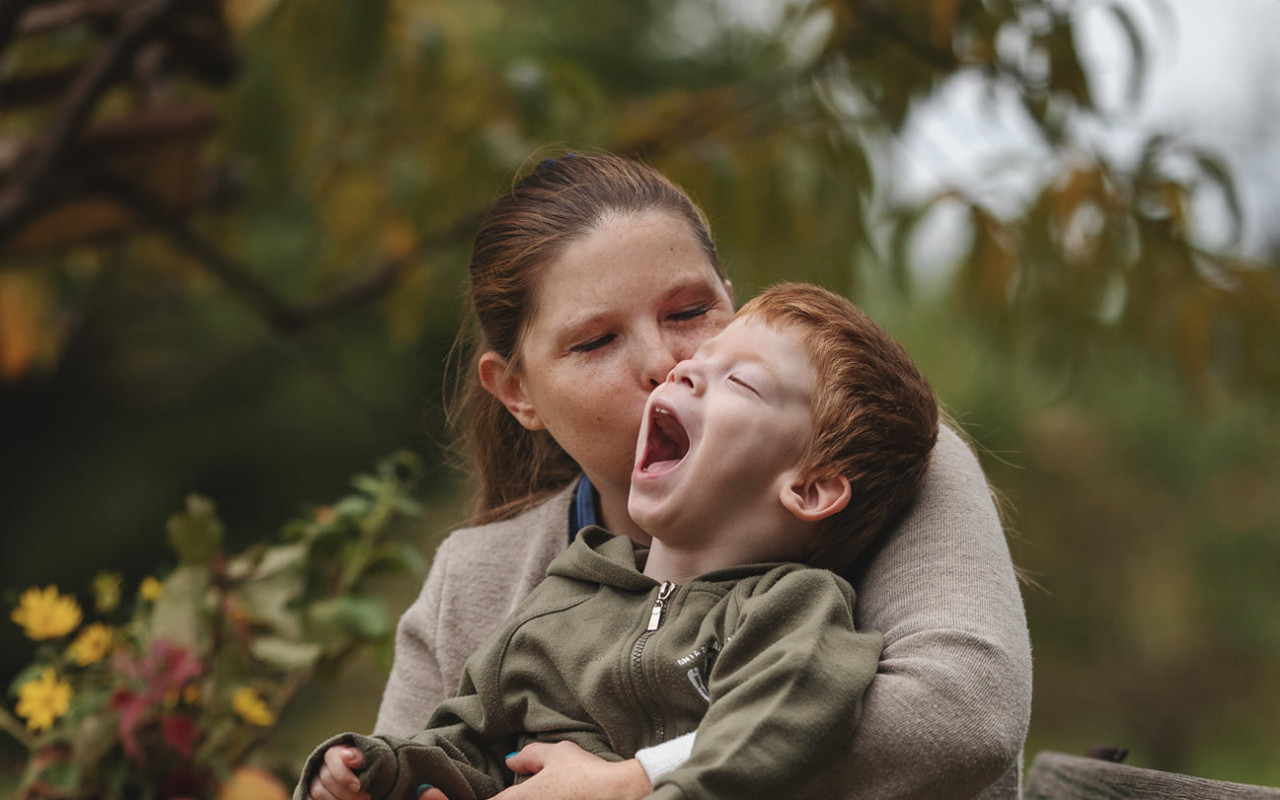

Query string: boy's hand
[308,745,370,800]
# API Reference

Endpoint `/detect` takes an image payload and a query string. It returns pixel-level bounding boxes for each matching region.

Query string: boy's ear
[780,472,851,523]
[478,351,545,431]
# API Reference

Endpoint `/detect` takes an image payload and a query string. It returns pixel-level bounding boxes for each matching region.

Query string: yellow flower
[66,623,113,666]
[16,667,72,732]
[183,684,201,705]
[139,577,164,602]
[92,572,123,613]
[10,586,82,640]
[231,687,275,727]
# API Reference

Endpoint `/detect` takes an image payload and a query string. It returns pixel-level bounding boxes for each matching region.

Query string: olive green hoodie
[296,527,883,800]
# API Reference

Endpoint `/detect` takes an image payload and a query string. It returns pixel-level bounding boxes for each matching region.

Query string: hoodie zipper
[631,581,677,743]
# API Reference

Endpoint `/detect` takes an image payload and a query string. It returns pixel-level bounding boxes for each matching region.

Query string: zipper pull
[647,581,677,631]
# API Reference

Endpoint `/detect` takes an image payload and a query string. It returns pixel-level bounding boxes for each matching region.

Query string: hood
[546,526,657,591]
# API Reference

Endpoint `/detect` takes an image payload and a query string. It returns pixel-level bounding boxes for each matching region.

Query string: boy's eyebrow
[719,349,782,393]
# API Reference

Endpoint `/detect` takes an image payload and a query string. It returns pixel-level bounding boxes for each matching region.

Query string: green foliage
[2,0,1279,789]
[0,453,424,800]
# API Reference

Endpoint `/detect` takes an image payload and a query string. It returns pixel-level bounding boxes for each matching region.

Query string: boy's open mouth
[640,405,690,473]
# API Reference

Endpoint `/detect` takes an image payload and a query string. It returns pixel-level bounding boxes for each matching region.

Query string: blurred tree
[2,0,1278,788]
[1,0,1276,396]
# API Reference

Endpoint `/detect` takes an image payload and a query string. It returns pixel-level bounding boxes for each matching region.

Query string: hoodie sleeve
[293,729,506,800]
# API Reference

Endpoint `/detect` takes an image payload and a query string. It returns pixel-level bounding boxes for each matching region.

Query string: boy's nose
[669,360,698,391]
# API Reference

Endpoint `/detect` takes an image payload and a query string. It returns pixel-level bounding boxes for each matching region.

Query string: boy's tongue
[642,408,689,472]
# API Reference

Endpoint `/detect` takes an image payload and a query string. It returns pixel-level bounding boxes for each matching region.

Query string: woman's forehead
[532,213,729,319]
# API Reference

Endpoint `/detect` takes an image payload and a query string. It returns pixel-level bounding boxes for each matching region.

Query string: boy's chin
[627,500,669,537]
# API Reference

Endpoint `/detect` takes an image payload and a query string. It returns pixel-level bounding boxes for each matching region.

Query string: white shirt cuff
[634,730,695,782]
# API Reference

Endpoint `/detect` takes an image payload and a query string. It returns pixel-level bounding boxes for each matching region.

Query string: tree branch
[0,0,179,242]
[0,0,37,57]
[81,167,420,336]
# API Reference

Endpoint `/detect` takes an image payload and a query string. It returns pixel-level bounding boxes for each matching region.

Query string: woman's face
[487,210,733,518]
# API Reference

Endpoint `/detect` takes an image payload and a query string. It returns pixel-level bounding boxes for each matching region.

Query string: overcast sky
[896,0,1280,260]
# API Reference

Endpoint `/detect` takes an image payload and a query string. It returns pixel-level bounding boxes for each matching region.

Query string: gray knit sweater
[374,425,1031,799]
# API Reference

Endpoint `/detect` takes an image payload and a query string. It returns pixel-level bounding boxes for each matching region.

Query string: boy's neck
[640,516,813,585]
[642,540,735,585]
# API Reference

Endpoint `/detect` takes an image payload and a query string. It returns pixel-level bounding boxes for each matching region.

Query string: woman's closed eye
[668,305,709,322]
[570,333,616,354]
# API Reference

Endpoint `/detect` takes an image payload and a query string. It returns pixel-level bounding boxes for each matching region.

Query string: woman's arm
[375,488,577,737]
[841,424,1033,799]
[374,534,454,737]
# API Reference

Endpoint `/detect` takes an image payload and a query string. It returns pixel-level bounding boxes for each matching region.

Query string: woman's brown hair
[454,152,726,523]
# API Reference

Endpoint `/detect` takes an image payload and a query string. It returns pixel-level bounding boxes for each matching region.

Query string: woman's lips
[640,403,690,474]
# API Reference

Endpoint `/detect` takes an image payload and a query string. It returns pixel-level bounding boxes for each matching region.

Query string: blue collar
[569,474,599,544]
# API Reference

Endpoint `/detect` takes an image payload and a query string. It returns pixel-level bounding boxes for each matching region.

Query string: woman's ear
[780,472,851,523]
[478,351,545,431]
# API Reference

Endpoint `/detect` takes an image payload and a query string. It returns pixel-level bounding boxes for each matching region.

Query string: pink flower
[109,637,204,763]
[162,713,199,758]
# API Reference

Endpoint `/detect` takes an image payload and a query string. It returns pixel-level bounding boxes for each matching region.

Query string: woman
[320,153,1031,800]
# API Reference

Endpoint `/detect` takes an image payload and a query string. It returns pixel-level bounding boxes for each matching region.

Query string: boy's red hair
[738,283,938,573]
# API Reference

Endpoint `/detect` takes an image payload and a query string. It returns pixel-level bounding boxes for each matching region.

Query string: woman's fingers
[503,742,549,776]
[495,741,650,800]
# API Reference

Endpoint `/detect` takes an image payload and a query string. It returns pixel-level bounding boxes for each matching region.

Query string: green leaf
[250,636,323,669]
[70,712,119,772]
[360,541,428,579]
[1192,147,1243,245]
[238,548,308,638]
[7,661,48,699]
[308,595,390,643]
[166,495,224,565]
[149,566,209,650]
[332,495,372,520]
[39,754,80,793]
[1105,1,1148,107]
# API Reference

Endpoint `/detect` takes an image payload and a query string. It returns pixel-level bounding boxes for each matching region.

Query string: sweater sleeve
[374,533,456,738]
[837,424,1033,800]
[648,570,883,800]
[375,487,575,738]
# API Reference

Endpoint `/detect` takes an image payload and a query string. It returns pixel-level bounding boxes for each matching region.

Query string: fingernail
[505,751,520,760]
[417,784,434,795]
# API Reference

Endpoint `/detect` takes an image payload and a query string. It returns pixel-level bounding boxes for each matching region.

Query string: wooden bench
[1025,750,1280,799]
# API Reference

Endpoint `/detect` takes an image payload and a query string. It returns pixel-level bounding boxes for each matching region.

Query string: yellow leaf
[931,0,963,48]
[385,261,433,346]
[1174,290,1213,391]
[223,0,284,34]
[380,217,417,262]
[1053,167,1101,233]
[965,210,1017,311]
[0,271,53,380]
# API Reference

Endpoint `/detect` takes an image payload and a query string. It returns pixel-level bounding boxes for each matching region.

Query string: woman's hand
[308,746,370,800]
[489,741,651,800]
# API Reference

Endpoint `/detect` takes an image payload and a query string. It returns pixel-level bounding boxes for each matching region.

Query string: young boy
[296,283,938,800]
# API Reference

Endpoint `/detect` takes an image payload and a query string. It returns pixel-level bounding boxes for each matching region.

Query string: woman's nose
[641,335,680,389]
